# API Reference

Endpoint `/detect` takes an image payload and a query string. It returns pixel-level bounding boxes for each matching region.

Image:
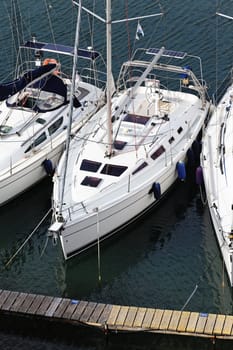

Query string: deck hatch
[80,159,102,172]
[101,164,128,176]
[81,176,102,187]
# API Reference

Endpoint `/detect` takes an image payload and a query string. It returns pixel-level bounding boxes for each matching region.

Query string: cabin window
[132,161,148,175]
[36,118,46,125]
[48,117,63,136]
[24,132,47,153]
[124,114,149,125]
[101,164,128,176]
[168,136,175,144]
[177,127,183,134]
[151,145,165,160]
[81,176,102,187]
[80,159,102,172]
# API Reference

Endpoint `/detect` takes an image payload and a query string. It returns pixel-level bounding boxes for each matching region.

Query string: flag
[135,21,144,40]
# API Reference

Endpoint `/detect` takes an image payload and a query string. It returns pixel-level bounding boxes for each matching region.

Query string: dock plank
[10,293,28,312]
[45,297,62,317]
[195,313,208,334]
[27,295,45,314]
[17,293,36,313]
[159,309,173,330]
[186,312,199,333]
[107,305,121,326]
[0,290,11,308]
[204,314,217,335]
[124,307,138,328]
[53,298,70,318]
[71,301,88,321]
[177,311,190,332]
[213,314,225,335]
[133,307,146,328]
[98,304,112,325]
[222,315,233,336]
[36,296,54,316]
[151,309,164,329]
[79,302,97,323]
[1,291,19,311]
[142,308,155,329]
[115,306,129,326]
[88,303,106,324]
[62,300,79,320]
[168,310,182,331]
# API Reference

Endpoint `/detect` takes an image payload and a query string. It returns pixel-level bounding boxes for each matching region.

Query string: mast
[106,0,113,157]
[58,0,82,215]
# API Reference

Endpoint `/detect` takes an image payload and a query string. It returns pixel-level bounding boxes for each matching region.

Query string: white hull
[201,84,233,286]
[50,46,210,260]
[58,159,183,258]
[0,105,102,205]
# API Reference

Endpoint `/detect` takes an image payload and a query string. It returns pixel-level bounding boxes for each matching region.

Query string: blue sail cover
[32,74,67,102]
[0,64,56,101]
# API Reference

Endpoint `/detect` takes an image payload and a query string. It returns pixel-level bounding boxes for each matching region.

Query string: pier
[0,289,232,340]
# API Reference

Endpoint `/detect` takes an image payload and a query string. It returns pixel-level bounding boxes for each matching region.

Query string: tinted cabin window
[132,161,148,175]
[80,159,102,172]
[124,114,148,125]
[168,136,175,144]
[48,117,63,136]
[25,132,47,153]
[81,176,102,187]
[36,118,46,125]
[177,127,183,134]
[151,145,165,160]
[101,164,127,176]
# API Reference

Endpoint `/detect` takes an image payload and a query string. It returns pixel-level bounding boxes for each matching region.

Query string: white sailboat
[0,2,105,206]
[49,0,211,259]
[200,12,233,287]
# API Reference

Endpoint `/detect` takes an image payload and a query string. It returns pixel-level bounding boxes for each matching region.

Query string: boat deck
[0,289,232,340]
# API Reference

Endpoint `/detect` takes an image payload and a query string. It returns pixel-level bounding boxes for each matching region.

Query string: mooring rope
[4,207,52,269]
[181,284,199,311]
[180,239,227,311]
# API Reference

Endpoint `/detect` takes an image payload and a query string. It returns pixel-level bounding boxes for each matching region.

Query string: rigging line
[124,0,132,60]
[3,207,52,270]
[43,0,57,50]
[15,0,33,66]
[16,0,26,45]
[86,2,99,89]
[4,2,18,74]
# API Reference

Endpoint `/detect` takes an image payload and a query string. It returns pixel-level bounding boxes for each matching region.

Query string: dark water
[0,0,233,349]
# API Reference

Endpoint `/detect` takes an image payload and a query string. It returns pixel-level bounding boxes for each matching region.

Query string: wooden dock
[0,289,232,340]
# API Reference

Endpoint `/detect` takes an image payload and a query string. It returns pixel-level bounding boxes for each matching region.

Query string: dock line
[3,207,52,269]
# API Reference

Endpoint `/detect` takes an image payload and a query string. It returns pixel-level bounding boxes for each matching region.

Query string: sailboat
[201,12,233,287]
[0,3,105,206]
[49,0,211,259]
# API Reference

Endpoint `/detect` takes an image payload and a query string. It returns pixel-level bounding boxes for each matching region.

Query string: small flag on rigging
[135,21,144,40]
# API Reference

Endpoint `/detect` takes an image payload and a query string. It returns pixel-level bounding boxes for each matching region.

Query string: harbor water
[0,0,233,348]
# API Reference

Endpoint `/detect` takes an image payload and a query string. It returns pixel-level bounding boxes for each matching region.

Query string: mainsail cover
[0,63,56,101]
